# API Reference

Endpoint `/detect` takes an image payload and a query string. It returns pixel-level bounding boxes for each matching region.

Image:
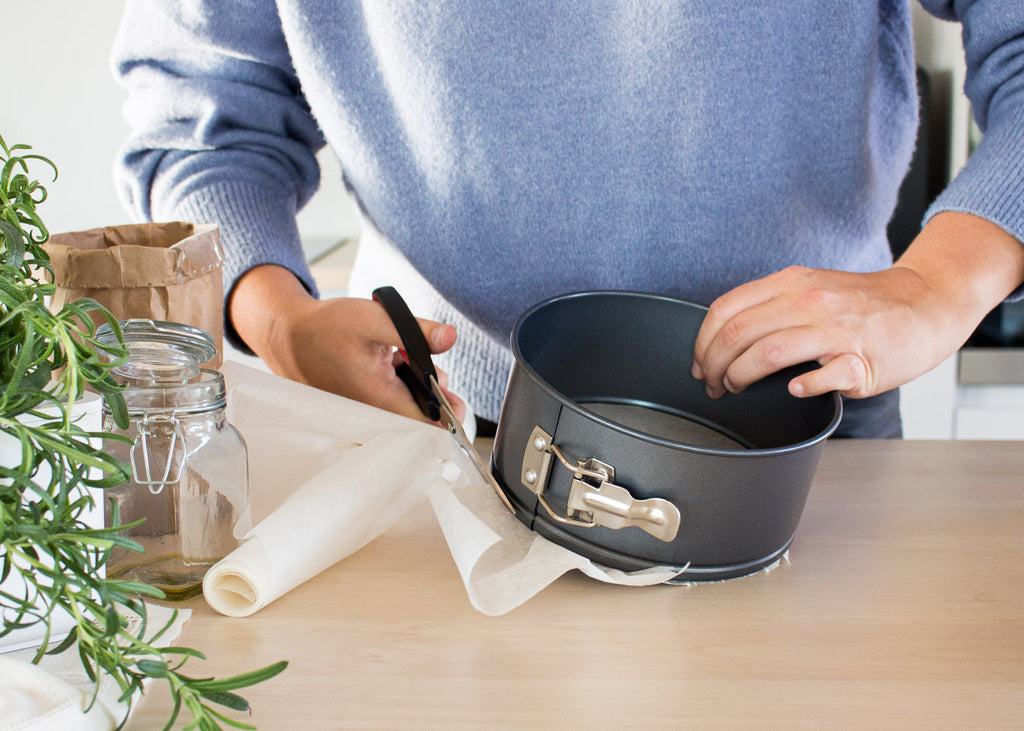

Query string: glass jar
[97,320,251,599]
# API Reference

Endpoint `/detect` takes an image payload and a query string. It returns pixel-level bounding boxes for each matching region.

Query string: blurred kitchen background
[4,4,1020,439]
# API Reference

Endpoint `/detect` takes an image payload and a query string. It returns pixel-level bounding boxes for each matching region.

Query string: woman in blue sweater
[112,1,1024,438]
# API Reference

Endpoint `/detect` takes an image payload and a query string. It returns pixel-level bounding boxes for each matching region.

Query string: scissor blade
[430,377,515,514]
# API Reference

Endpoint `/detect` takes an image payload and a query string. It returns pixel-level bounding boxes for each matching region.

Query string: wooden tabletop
[129,440,1024,729]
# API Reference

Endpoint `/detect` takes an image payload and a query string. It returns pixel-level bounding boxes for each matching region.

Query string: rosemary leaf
[1,135,288,729]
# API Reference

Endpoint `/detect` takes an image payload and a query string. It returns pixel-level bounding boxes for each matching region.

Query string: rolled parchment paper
[205,362,456,617]
[203,429,455,616]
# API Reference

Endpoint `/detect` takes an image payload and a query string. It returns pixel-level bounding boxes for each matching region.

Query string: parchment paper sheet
[204,363,679,618]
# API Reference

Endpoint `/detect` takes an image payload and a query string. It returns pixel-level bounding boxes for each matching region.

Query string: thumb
[366,296,457,354]
[418,318,457,354]
[789,353,869,398]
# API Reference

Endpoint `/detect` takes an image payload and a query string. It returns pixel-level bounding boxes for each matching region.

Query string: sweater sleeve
[918,1,1024,253]
[111,1,326,351]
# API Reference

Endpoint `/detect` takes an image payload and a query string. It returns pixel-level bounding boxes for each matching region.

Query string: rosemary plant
[0,135,285,729]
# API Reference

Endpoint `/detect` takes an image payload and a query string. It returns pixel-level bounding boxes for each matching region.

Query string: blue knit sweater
[112,1,1024,423]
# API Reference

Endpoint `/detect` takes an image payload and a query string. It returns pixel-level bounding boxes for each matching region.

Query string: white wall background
[0,3,357,243]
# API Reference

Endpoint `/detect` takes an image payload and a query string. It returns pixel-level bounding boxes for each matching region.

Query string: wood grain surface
[128,440,1024,729]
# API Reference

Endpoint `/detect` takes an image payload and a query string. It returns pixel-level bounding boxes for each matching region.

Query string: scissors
[372,286,515,514]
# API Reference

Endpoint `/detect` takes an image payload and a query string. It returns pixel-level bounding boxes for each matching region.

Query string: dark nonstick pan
[490,291,841,581]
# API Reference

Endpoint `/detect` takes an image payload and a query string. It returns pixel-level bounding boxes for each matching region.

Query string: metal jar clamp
[129,412,185,490]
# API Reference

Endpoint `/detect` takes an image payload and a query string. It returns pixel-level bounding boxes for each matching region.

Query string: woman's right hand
[228,264,465,424]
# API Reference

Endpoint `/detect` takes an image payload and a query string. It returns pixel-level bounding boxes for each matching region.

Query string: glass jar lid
[96,319,218,384]
[108,368,227,415]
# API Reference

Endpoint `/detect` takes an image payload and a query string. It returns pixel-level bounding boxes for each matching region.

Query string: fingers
[692,266,879,399]
[438,374,469,424]
[694,268,821,397]
[368,300,465,425]
[367,349,436,422]
[255,293,467,426]
[703,325,828,397]
[696,304,810,397]
[692,274,784,366]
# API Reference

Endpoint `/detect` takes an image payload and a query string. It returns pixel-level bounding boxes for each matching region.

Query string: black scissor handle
[372,286,442,422]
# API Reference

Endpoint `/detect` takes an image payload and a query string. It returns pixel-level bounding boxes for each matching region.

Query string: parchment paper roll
[205,363,456,617]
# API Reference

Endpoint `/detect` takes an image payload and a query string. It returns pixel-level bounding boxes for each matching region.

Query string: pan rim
[509,289,843,457]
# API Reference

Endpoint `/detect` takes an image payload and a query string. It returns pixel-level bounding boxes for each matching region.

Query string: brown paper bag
[44,222,224,368]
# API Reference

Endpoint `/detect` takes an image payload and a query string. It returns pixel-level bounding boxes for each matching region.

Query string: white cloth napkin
[0,603,189,731]
[205,362,679,618]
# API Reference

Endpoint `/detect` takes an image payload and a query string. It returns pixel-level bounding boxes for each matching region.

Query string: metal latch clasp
[521,426,680,542]
[130,413,186,493]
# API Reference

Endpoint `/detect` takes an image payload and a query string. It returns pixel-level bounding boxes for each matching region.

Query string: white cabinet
[901,351,1024,440]
[954,350,1024,439]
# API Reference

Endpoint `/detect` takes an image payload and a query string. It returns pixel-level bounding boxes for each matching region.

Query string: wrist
[228,264,315,365]
[893,211,1024,344]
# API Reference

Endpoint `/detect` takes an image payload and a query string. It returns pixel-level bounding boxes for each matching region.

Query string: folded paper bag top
[43,222,225,368]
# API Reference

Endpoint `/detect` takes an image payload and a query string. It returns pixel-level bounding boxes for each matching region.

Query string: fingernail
[790,381,805,397]
[691,361,704,380]
[723,375,736,394]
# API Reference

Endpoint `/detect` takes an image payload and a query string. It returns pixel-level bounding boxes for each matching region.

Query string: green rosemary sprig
[0,135,286,728]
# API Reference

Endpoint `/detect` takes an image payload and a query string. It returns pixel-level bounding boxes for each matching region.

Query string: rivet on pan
[533,436,547,451]
[524,469,538,484]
